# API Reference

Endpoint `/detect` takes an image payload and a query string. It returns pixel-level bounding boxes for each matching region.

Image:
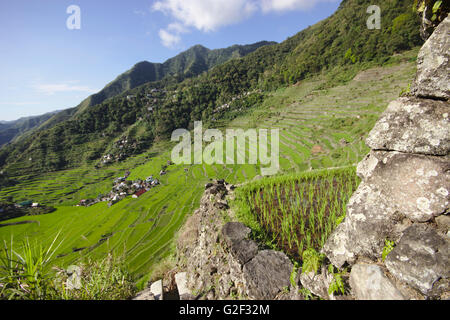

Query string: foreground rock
[385,224,449,297]
[411,15,450,100]
[133,289,156,300]
[243,250,293,300]
[175,272,193,300]
[349,264,405,300]
[150,280,164,300]
[176,179,294,300]
[366,97,450,155]
[299,265,334,300]
[323,151,450,267]
[324,16,449,300]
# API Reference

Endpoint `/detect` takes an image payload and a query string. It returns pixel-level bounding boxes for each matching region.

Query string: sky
[0,0,341,121]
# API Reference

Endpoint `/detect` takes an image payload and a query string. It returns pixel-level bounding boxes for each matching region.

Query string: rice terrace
[0,0,448,303]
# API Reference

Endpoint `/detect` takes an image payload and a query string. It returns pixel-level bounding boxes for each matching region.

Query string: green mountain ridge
[0,111,61,147]
[0,0,422,175]
[74,41,276,115]
[0,41,274,147]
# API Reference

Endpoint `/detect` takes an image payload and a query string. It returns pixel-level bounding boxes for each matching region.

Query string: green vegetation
[0,0,422,175]
[233,167,360,260]
[56,254,136,300]
[415,0,449,25]
[0,234,63,299]
[327,265,346,296]
[0,0,425,299]
[75,41,275,116]
[382,239,396,262]
[0,111,59,147]
[0,49,417,294]
[0,235,135,300]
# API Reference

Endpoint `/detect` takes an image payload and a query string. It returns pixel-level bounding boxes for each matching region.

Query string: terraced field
[229,57,417,173]
[0,49,418,286]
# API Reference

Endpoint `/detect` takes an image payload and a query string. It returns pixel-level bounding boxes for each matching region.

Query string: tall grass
[233,166,360,260]
[0,233,63,299]
[0,234,136,300]
[55,254,136,300]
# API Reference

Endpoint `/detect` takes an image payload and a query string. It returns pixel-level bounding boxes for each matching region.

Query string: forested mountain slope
[74,41,275,115]
[0,111,60,146]
[0,0,422,175]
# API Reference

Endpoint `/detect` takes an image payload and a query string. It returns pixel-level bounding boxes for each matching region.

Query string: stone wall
[323,15,449,300]
[176,180,298,300]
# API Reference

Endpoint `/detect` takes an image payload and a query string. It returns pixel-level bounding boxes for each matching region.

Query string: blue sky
[0,0,341,121]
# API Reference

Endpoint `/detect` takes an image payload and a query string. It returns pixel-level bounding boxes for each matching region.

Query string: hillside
[73,41,276,115]
[0,50,418,287]
[0,110,61,146]
[0,0,422,175]
[0,41,273,147]
[0,0,447,302]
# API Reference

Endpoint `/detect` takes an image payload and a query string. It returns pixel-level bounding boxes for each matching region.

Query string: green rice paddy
[0,50,418,285]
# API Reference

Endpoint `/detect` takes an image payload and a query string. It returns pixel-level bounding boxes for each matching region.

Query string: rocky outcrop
[323,15,450,299]
[411,16,450,100]
[175,180,294,300]
[366,97,449,155]
[243,250,293,300]
[299,265,334,300]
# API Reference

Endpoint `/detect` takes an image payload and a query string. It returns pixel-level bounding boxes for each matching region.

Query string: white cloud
[158,29,182,48]
[153,0,257,32]
[167,22,188,34]
[260,0,336,12]
[33,83,98,95]
[152,0,337,47]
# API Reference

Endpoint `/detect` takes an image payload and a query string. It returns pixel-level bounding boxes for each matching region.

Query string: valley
[0,50,417,288]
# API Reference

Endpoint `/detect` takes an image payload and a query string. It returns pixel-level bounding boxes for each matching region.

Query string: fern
[327,265,346,296]
[302,248,322,274]
[382,239,396,261]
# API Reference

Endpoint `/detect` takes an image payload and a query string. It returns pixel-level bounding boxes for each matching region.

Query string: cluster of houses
[101,136,139,165]
[144,88,166,113]
[0,200,56,220]
[126,88,168,114]
[212,90,260,114]
[78,172,161,208]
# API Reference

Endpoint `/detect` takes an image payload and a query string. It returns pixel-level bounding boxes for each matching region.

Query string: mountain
[0,41,274,147]
[0,111,61,147]
[0,0,422,174]
[74,41,276,115]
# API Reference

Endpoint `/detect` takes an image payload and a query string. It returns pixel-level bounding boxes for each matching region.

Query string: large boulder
[385,224,450,297]
[349,264,405,300]
[323,151,449,267]
[322,182,399,267]
[243,250,293,300]
[366,97,450,155]
[411,15,450,100]
[229,239,259,265]
[357,151,450,222]
[221,222,251,246]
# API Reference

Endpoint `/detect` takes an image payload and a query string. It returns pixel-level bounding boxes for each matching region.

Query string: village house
[78,172,161,208]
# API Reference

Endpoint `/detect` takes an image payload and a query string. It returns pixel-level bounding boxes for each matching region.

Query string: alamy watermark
[66,5,81,30]
[171,122,280,176]
[367,5,381,29]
